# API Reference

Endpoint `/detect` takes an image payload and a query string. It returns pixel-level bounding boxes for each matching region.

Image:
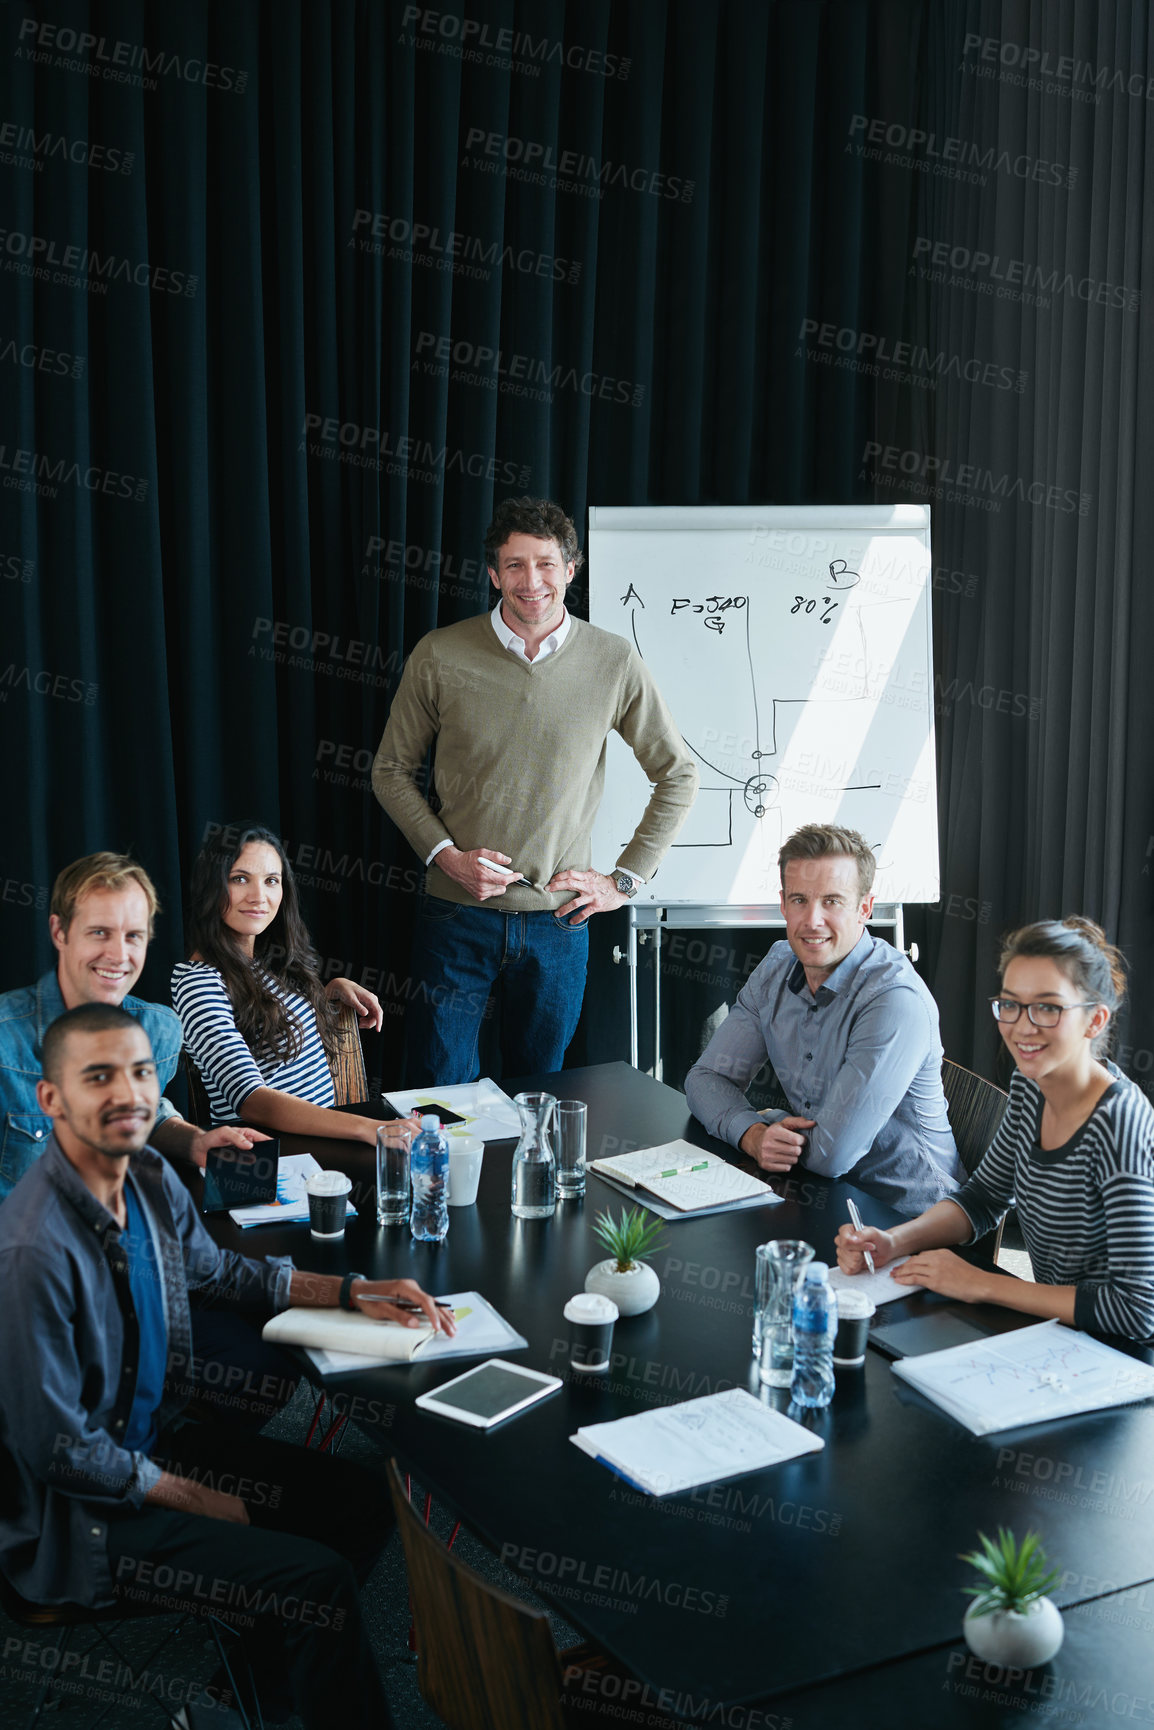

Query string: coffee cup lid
[564,1293,618,1324]
[306,1170,352,1195]
[833,1287,875,1318]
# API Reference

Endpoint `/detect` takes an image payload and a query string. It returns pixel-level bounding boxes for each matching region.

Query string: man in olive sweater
[373,496,698,1084]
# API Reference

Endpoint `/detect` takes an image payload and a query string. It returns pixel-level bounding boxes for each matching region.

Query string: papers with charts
[571,1387,823,1497]
[384,1078,521,1143]
[892,1319,1154,1435]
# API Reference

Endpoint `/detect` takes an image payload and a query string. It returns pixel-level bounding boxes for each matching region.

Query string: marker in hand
[846,1198,876,1275]
[479,856,534,889]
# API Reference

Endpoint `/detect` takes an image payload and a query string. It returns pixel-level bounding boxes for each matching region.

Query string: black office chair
[0,1445,262,1730]
[941,1058,1010,1261]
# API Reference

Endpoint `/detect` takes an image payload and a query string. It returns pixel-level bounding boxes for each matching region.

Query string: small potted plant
[959,1527,1064,1666]
[585,1207,667,1316]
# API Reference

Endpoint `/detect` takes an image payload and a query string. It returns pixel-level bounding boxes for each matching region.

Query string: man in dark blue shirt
[0,1004,452,1729]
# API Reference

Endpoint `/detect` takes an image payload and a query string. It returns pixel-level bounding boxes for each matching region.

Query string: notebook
[587,1140,774,1212]
[263,1291,527,1376]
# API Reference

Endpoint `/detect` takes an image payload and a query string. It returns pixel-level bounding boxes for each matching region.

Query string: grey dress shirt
[0,1135,292,1607]
[685,933,963,1216]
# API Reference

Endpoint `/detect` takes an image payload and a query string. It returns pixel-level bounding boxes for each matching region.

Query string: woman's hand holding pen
[834,1222,898,1274]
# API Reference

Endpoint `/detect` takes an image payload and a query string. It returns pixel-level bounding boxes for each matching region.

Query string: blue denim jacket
[0,971,183,1201]
[0,1135,293,1606]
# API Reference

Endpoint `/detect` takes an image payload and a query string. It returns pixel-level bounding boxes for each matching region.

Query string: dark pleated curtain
[0,0,1150,1095]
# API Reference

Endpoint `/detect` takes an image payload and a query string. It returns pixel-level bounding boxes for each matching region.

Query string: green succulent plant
[591,1206,668,1272]
[959,1528,1062,1618]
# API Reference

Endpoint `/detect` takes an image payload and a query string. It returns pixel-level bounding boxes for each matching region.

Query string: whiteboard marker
[479,856,534,888]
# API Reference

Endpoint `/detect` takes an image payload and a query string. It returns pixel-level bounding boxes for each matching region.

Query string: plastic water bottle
[410,1115,449,1243]
[791,1263,836,1408]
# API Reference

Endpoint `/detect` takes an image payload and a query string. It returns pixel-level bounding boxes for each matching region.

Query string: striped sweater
[952,1065,1154,1342]
[171,961,334,1126]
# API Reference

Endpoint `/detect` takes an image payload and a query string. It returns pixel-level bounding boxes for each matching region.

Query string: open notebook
[587,1140,774,1212]
[262,1290,526,1375]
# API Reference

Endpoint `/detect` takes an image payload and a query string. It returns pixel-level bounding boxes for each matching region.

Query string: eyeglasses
[989,997,1098,1028]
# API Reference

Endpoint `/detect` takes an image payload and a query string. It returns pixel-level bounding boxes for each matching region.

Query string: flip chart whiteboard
[588,505,939,905]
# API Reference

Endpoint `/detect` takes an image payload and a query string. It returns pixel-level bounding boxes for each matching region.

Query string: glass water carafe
[510,1091,557,1219]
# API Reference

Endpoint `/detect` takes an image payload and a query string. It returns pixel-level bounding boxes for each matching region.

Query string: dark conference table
[202,1062,1154,1723]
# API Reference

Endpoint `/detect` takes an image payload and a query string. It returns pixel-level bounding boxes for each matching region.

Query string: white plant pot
[585,1258,660,1317]
[963,1598,1064,1667]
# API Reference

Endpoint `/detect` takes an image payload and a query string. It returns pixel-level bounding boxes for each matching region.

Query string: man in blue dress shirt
[686,824,963,1216]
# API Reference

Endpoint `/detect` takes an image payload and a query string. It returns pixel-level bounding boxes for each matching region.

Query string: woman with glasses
[836,917,1154,1341]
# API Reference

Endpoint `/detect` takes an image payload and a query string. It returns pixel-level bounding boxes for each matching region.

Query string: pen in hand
[846,1198,876,1276]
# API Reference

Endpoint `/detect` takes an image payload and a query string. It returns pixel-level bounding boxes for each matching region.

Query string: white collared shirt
[489,599,571,661]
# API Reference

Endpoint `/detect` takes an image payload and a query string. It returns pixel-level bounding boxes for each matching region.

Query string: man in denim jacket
[0,851,262,1200]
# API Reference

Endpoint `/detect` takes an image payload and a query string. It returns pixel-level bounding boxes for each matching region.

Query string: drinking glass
[555,1100,587,1197]
[376,1122,412,1224]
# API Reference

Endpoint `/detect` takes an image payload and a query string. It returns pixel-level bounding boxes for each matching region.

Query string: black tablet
[202,1141,280,1214]
[869,1311,991,1360]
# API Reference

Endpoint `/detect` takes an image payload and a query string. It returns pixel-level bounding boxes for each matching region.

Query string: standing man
[373,496,697,1084]
[686,824,963,1215]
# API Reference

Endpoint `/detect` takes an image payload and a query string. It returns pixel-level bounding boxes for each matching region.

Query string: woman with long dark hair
[836,917,1154,1342]
[172,824,391,1144]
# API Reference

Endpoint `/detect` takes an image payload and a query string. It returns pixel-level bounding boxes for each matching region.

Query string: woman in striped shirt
[172,824,392,1144]
[836,918,1154,1342]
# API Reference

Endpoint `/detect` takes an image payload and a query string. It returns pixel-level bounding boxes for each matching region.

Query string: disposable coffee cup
[832,1287,875,1366]
[564,1292,618,1373]
[447,1137,484,1207]
[306,1169,352,1239]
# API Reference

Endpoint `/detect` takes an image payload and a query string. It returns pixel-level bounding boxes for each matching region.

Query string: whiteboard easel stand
[618,903,906,1081]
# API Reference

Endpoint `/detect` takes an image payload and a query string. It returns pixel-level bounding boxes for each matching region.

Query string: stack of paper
[893,1319,1154,1435]
[571,1387,824,1497]
[229,1152,356,1229]
[588,1140,776,1214]
[384,1078,521,1143]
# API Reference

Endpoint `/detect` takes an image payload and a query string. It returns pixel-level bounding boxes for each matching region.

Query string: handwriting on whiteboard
[789,561,862,627]
[670,595,748,634]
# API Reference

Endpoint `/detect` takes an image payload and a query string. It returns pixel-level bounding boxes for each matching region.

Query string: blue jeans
[403,898,589,1085]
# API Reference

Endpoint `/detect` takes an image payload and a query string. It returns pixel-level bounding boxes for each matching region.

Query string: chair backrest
[942,1059,1008,1177]
[328,1001,368,1106]
[181,1050,214,1128]
[385,1458,566,1730]
[181,1002,366,1124]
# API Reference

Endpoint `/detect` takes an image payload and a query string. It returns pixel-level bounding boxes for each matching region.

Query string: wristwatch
[339,1271,365,1312]
[613,870,639,899]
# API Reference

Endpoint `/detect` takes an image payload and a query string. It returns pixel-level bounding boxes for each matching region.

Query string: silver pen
[846,1198,876,1276]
